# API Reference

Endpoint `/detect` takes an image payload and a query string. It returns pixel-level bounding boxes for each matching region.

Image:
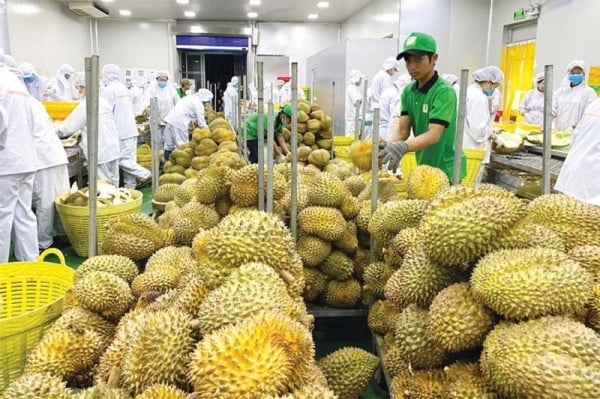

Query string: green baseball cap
[396,32,437,60]
[282,104,293,117]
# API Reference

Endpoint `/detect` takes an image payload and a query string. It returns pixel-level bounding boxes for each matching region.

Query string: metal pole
[85,55,100,257]
[453,69,469,185]
[369,107,380,263]
[354,101,361,139]
[290,63,299,240]
[240,75,248,159]
[330,81,336,159]
[485,0,494,65]
[149,97,161,194]
[266,101,275,213]
[236,75,242,134]
[257,63,265,211]
[542,64,554,194]
[360,79,369,138]
[311,68,317,103]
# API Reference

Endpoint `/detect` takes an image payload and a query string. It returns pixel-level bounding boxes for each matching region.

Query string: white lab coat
[129,85,146,116]
[345,83,363,137]
[379,83,408,142]
[24,75,48,101]
[552,82,597,131]
[464,83,493,182]
[519,88,544,125]
[223,83,238,122]
[490,89,501,119]
[101,78,150,188]
[163,94,208,150]
[279,82,306,105]
[369,69,393,110]
[144,83,179,121]
[0,68,39,261]
[45,74,76,101]
[555,98,600,206]
[29,98,69,249]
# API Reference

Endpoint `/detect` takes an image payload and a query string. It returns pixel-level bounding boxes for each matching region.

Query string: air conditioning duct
[68,2,109,18]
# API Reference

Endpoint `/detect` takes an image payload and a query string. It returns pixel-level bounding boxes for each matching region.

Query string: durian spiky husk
[264,384,339,399]
[76,386,132,398]
[296,235,332,267]
[568,245,600,283]
[367,299,402,336]
[362,262,395,301]
[187,312,314,398]
[74,254,139,284]
[133,383,187,399]
[48,306,116,350]
[298,206,346,241]
[367,199,429,248]
[319,250,354,281]
[471,248,592,320]
[323,279,361,309]
[587,285,600,331]
[420,184,526,266]
[428,282,495,353]
[406,164,450,200]
[481,316,600,399]
[101,213,165,260]
[73,271,134,321]
[390,368,447,399]
[317,347,379,399]
[3,372,75,399]
[302,267,328,302]
[381,344,409,379]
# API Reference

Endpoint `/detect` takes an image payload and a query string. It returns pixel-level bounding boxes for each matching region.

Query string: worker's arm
[275,133,289,155]
[405,123,445,151]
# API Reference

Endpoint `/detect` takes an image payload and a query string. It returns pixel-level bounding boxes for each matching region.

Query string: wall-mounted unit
[68,2,109,18]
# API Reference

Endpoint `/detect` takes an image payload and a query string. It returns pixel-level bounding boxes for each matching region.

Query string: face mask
[157,81,167,89]
[24,75,36,83]
[64,74,71,80]
[483,89,495,97]
[568,74,584,85]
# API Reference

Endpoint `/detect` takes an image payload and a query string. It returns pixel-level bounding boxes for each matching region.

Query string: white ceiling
[53,0,374,23]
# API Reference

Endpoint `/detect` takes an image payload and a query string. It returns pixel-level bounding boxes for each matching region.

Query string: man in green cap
[243,104,291,163]
[381,32,466,181]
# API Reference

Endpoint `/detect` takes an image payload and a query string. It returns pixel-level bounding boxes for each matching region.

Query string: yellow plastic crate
[333,136,354,163]
[55,190,143,258]
[42,101,78,121]
[461,148,485,184]
[0,249,74,393]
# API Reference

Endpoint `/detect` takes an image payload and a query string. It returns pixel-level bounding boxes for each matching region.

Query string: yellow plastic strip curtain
[499,40,536,122]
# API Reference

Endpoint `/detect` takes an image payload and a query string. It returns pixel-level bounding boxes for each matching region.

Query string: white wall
[341,0,400,45]
[97,20,172,76]
[7,0,90,77]
[447,0,489,76]
[256,22,340,86]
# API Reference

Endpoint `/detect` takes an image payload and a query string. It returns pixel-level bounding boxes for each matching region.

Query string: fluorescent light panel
[176,0,189,4]
[317,1,329,8]
[184,10,196,17]
[247,11,258,18]
[249,0,262,5]
[119,9,132,16]
[307,13,319,19]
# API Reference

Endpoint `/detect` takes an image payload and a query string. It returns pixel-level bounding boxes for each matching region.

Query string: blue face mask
[483,88,495,97]
[157,81,167,89]
[24,75,36,83]
[568,74,584,85]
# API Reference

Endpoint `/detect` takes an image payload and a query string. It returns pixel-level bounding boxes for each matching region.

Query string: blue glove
[379,141,409,173]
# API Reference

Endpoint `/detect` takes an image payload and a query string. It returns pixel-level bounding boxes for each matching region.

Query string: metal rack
[372,332,393,397]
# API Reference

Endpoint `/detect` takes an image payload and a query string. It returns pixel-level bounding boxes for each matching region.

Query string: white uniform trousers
[98,160,120,188]
[0,172,38,262]
[32,165,70,250]
[164,124,189,151]
[119,137,151,189]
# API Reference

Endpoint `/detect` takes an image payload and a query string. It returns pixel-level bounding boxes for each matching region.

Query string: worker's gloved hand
[379,141,409,173]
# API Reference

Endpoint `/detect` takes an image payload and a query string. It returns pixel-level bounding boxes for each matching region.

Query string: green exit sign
[514,8,526,20]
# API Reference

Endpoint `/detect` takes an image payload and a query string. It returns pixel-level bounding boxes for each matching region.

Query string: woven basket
[137,144,152,163]
[55,190,143,257]
[0,249,74,393]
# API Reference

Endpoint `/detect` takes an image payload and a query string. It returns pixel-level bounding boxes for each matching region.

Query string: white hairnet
[156,71,169,79]
[3,54,16,68]
[59,63,75,76]
[395,74,412,87]
[231,76,239,84]
[348,69,364,84]
[442,73,458,85]
[534,71,545,83]
[197,88,213,102]
[382,56,398,71]
[566,60,586,74]
[73,72,85,87]
[19,62,35,78]
[472,66,503,83]
[102,64,121,82]
[275,79,284,86]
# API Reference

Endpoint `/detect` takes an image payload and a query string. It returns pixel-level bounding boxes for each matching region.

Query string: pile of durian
[361,167,600,399]
[4,210,382,399]
[280,100,333,153]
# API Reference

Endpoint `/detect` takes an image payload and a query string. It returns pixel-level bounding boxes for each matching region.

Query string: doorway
[180,51,247,113]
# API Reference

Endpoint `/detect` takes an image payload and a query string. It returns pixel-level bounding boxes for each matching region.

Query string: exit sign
[514,8,526,20]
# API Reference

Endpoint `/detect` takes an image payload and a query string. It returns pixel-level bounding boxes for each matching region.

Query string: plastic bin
[0,249,74,393]
[333,136,354,163]
[42,101,78,121]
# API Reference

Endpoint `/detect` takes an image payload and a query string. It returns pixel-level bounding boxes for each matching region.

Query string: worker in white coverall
[0,67,39,262]
[552,60,597,131]
[223,76,239,123]
[442,73,460,103]
[29,97,70,251]
[45,63,77,101]
[57,74,120,187]
[279,80,306,105]
[555,98,600,205]
[163,88,214,160]
[20,62,47,101]
[345,69,364,137]
[365,57,398,139]
[143,71,180,155]
[519,72,546,126]
[379,74,412,142]
[464,66,504,183]
[101,63,152,189]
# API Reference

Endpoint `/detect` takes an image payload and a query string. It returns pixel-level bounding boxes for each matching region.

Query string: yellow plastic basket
[461,148,485,184]
[0,249,74,393]
[42,101,78,121]
[55,190,143,258]
[137,144,152,163]
[333,136,354,163]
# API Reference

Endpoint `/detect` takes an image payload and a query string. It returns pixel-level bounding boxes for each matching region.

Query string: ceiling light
[249,0,262,5]
[184,10,196,17]
[119,9,132,16]
[100,0,115,3]
[176,0,189,4]
[317,1,329,8]
[247,11,258,18]
[190,25,205,33]
[307,13,319,20]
